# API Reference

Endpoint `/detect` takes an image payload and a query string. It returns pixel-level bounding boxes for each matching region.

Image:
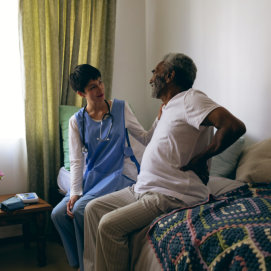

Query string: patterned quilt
[148,183,271,271]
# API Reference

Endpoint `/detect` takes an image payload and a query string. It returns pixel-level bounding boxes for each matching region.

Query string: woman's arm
[69,115,84,197]
[67,115,85,218]
[124,102,159,146]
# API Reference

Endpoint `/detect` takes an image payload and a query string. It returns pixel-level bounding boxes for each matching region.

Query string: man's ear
[77,91,85,98]
[165,70,175,83]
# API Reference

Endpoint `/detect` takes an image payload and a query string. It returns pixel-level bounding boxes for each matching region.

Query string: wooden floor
[0,237,74,271]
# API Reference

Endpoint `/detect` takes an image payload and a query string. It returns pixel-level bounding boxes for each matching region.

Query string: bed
[132,137,271,271]
[134,182,271,271]
[59,105,271,270]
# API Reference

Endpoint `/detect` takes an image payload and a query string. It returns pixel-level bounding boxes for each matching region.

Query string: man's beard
[151,76,167,99]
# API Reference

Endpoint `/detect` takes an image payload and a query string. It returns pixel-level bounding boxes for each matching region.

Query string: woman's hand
[66,195,81,218]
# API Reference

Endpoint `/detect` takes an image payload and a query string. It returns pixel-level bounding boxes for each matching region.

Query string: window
[0,0,25,139]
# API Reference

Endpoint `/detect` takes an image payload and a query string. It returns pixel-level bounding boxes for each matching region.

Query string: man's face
[150,62,167,99]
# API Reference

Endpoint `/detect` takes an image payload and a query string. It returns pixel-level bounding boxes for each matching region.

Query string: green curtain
[19,0,117,202]
[59,0,117,106]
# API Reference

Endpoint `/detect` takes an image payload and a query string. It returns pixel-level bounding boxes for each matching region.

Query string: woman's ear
[165,70,175,83]
[77,91,85,98]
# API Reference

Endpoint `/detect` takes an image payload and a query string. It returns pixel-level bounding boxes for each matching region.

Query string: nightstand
[0,194,52,266]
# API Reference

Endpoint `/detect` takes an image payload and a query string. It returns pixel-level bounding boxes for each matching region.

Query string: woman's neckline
[87,99,113,122]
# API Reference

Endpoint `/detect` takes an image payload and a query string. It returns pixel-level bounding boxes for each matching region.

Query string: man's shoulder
[171,89,208,103]
[183,88,216,106]
[184,88,208,99]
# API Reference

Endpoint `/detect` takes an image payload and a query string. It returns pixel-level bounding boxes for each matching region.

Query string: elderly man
[83,53,246,271]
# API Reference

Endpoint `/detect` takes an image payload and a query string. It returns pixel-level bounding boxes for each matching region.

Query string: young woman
[51,64,160,271]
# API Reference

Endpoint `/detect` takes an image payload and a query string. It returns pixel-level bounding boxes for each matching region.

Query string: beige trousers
[83,186,187,271]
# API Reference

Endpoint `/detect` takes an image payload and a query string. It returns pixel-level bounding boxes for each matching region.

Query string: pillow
[59,105,80,170]
[210,137,245,179]
[236,138,271,183]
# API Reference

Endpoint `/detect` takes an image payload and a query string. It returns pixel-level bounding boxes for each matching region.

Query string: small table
[0,194,52,266]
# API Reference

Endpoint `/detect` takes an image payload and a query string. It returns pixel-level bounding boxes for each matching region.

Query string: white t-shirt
[134,89,221,206]
[69,100,157,197]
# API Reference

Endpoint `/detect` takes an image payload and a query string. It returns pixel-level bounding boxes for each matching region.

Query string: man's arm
[181,107,246,184]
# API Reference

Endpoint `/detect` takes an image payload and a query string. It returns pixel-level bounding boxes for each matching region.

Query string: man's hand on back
[181,157,209,185]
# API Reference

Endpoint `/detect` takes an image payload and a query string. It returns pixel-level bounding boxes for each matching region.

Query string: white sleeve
[69,115,84,197]
[184,90,221,129]
[124,102,158,146]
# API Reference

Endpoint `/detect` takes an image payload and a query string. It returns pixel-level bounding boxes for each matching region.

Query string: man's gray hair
[162,53,197,90]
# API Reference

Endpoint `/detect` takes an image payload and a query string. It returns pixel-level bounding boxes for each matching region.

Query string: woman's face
[83,77,105,102]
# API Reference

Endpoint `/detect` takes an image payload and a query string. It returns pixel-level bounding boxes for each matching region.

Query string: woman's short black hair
[69,64,101,93]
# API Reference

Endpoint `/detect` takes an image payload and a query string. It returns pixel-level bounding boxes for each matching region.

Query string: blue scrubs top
[75,99,135,197]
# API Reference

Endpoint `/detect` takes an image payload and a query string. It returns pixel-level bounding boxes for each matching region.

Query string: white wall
[113,0,271,142]
[111,0,152,129]
[145,0,271,142]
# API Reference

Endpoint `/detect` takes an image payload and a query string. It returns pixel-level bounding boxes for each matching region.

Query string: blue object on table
[0,196,24,212]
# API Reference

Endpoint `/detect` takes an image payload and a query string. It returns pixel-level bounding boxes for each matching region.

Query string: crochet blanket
[148,183,271,271]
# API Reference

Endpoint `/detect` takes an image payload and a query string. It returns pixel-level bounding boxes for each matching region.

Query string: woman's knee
[72,203,84,222]
[51,204,66,224]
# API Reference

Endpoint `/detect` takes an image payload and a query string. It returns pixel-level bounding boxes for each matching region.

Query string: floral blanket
[148,183,271,271]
